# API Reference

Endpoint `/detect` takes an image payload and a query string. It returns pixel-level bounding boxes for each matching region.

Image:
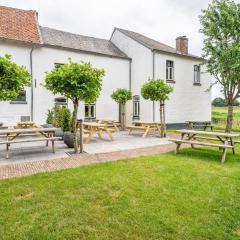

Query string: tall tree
[111,88,132,130]
[0,54,31,101]
[200,0,240,132]
[141,79,173,137]
[45,59,104,152]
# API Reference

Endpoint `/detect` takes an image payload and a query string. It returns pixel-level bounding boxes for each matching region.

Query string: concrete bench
[169,138,233,163]
[0,137,61,159]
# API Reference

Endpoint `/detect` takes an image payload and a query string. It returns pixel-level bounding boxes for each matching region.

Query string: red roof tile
[0,6,41,44]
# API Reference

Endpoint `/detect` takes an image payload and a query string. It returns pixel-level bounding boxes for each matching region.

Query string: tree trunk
[225,102,234,133]
[72,100,79,153]
[121,104,126,130]
[162,102,166,137]
[159,101,163,137]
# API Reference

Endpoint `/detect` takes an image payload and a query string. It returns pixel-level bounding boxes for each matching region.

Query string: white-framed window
[85,103,96,119]
[166,60,174,81]
[10,90,27,104]
[194,65,201,84]
[54,97,67,106]
[133,95,140,120]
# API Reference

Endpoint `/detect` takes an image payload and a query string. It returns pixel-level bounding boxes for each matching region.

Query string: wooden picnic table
[0,127,59,159]
[98,120,120,131]
[127,121,162,138]
[186,121,213,131]
[170,129,240,163]
[16,121,39,129]
[83,122,114,144]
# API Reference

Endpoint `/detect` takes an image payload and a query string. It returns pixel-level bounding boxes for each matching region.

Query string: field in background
[212,106,240,130]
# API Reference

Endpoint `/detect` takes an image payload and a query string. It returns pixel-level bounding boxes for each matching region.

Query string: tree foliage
[111,88,132,105]
[141,79,173,137]
[45,59,104,152]
[199,0,240,132]
[111,88,132,130]
[141,79,173,102]
[0,54,31,100]
[45,59,104,104]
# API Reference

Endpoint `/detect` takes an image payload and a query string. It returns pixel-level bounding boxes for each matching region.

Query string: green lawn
[1,147,240,239]
[212,106,240,130]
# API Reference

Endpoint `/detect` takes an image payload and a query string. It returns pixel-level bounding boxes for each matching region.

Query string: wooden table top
[0,127,58,134]
[83,122,107,127]
[133,121,161,125]
[177,129,240,138]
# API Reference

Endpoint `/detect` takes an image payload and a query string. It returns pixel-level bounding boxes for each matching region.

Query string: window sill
[10,101,27,104]
[193,83,201,86]
[166,80,176,84]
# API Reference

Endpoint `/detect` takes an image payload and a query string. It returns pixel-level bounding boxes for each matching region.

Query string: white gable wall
[154,52,212,123]
[0,41,32,125]
[111,30,154,122]
[111,30,212,124]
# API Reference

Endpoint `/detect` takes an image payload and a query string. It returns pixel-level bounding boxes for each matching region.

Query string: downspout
[152,50,156,121]
[30,46,35,121]
[129,59,132,91]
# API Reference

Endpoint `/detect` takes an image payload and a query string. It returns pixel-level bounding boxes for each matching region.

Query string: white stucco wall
[154,52,212,123]
[0,41,32,125]
[111,30,212,124]
[32,46,130,124]
[0,41,130,125]
[111,30,153,122]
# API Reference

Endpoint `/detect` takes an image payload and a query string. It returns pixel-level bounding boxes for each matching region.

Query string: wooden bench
[186,121,213,131]
[169,138,233,163]
[0,137,61,159]
[127,125,149,137]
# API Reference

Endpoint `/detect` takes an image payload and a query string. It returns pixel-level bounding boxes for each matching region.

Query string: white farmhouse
[0,6,211,127]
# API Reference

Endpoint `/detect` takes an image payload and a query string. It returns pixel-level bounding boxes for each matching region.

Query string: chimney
[176,36,188,55]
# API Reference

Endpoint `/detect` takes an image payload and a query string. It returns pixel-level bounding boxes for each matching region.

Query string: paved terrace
[0,132,179,179]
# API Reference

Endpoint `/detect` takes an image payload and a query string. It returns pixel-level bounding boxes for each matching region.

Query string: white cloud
[1,0,223,97]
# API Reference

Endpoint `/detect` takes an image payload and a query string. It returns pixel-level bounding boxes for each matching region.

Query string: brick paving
[0,133,183,180]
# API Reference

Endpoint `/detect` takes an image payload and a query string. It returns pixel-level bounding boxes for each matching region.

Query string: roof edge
[113,27,202,60]
[42,43,132,61]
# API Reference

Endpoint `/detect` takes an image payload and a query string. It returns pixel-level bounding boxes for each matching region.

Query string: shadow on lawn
[170,146,240,165]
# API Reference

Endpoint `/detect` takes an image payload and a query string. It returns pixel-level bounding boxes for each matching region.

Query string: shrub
[46,106,71,132]
[212,97,226,107]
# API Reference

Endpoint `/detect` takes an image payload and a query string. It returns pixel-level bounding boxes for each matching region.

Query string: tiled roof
[115,28,200,59]
[0,6,41,44]
[40,27,130,59]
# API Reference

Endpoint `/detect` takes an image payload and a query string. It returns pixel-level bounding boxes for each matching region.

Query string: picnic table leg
[105,128,114,141]
[142,126,150,138]
[229,137,235,155]
[221,139,229,163]
[85,130,94,144]
[46,132,49,147]
[52,140,55,153]
[6,143,9,159]
[175,143,181,154]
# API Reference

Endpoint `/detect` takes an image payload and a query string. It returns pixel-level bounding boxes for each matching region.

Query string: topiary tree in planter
[0,54,31,109]
[141,79,173,137]
[45,59,104,153]
[111,88,132,130]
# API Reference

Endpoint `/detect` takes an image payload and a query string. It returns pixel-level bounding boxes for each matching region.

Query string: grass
[1,147,240,239]
[212,106,240,130]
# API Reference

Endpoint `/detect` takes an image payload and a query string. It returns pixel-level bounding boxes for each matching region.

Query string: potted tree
[141,79,173,137]
[0,54,31,122]
[45,59,104,153]
[111,88,132,130]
